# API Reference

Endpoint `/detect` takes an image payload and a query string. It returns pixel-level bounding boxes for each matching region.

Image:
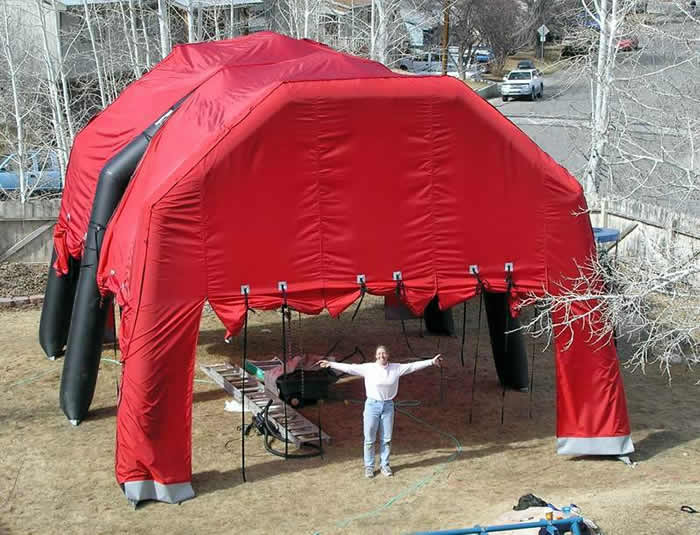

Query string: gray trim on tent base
[123,480,195,504]
[557,435,634,456]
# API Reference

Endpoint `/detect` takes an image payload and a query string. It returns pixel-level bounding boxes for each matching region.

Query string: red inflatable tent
[52,32,632,504]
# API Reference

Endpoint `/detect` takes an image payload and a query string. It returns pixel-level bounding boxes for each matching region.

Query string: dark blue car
[0,150,62,197]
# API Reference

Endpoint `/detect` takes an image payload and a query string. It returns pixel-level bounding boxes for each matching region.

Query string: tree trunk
[83,0,107,108]
[35,0,69,185]
[1,1,26,202]
[128,0,141,75]
[158,0,170,59]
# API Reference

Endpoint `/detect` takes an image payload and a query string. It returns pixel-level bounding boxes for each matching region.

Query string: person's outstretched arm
[398,354,443,376]
[317,360,368,376]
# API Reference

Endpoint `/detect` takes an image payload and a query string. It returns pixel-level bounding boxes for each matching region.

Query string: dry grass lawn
[1,296,699,535]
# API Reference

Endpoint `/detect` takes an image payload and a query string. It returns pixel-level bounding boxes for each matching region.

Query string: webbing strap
[325,283,366,357]
[459,301,467,367]
[529,304,538,419]
[501,270,514,425]
[396,280,419,358]
[241,290,249,482]
[280,289,289,459]
[468,288,483,425]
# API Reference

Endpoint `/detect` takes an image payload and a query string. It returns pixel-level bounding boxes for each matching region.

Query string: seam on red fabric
[125,208,153,358]
[198,178,210,300]
[427,94,439,302]
[315,94,326,308]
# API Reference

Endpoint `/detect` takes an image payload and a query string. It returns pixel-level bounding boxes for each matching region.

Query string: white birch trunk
[158,0,170,59]
[128,0,141,74]
[119,0,139,78]
[1,1,27,202]
[585,0,621,197]
[141,0,152,67]
[370,0,376,59]
[83,0,107,108]
[374,0,387,64]
[187,5,196,43]
[51,0,75,145]
[35,0,69,184]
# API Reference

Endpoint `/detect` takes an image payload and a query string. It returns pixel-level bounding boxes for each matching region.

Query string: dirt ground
[1,297,699,535]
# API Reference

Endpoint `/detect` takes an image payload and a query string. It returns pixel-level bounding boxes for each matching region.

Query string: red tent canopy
[54,32,632,504]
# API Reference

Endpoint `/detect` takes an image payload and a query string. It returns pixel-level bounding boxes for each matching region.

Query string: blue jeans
[363,399,394,469]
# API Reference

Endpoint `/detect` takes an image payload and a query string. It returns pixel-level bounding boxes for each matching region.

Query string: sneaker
[380,465,393,477]
[364,467,375,479]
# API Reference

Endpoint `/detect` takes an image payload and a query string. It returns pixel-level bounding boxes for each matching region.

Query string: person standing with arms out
[318,346,443,478]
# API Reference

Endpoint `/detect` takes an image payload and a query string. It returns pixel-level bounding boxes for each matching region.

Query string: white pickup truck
[500,69,544,101]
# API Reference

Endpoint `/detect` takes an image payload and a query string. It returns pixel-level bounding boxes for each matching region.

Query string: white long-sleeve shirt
[327,359,434,401]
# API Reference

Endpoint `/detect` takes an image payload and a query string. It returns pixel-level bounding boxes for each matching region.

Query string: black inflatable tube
[38,250,81,359]
[483,292,529,391]
[423,296,455,335]
[60,100,185,425]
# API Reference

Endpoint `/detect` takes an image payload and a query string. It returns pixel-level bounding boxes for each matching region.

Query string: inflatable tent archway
[40,32,632,504]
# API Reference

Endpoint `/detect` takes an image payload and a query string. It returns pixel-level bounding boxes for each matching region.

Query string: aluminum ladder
[200,362,331,448]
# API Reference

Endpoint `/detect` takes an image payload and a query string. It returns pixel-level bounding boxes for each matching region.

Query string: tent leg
[39,251,80,359]
[483,292,529,391]
[423,296,455,335]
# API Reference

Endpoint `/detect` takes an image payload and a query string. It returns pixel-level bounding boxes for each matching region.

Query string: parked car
[500,69,544,101]
[398,51,456,75]
[0,149,62,197]
[616,35,640,51]
[473,47,494,65]
[517,59,536,70]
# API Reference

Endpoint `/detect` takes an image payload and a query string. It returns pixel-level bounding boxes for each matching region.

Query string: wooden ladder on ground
[200,363,331,448]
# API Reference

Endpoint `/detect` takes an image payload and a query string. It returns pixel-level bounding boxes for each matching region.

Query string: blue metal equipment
[411,515,585,535]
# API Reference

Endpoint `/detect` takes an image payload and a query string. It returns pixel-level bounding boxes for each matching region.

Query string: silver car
[500,69,544,101]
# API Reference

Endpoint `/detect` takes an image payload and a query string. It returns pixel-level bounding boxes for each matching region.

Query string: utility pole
[441,0,449,75]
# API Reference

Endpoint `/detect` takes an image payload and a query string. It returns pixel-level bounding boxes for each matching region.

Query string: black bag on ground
[513,493,548,510]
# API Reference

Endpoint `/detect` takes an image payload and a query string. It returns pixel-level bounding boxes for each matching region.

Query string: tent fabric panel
[285,81,439,314]
[100,173,207,354]
[553,302,632,440]
[114,181,208,484]
[115,298,203,486]
[198,87,323,310]
[542,168,632,445]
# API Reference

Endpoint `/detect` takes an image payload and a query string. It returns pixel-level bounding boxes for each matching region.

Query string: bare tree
[473,0,524,74]
[525,0,700,380]
[82,0,108,108]
[0,1,31,201]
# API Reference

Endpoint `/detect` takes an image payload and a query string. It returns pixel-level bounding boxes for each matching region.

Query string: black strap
[298,310,305,409]
[468,283,484,425]
[396,280,419,358]
[500,271,514,425]
[325,282,366,357]
[459,301,467,367]
[241,290,249,482]
[528,304,538,419]
[281,289,289,459]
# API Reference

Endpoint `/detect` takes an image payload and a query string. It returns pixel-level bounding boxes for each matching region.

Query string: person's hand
[432,354,443,368]
[317,360,331,368]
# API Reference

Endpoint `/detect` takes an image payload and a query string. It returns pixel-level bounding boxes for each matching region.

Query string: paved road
[485,3,700,215]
